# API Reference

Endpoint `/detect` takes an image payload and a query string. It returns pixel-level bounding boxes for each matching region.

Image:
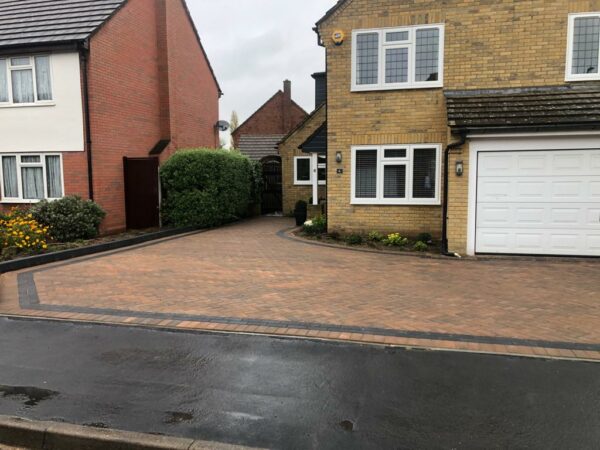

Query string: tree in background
[229,110,239,149]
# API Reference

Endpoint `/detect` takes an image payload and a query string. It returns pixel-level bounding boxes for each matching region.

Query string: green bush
[160,149,256,228]
[303,215,327,235]
[31,196,105,243]
[367,231,385,242]
[416,232,433,243]
[345,234,363,246]
[383,233,409,247]
[414,241,429,252]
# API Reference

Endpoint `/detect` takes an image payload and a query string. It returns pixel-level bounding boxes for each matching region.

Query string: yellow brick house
[282,0,600,257]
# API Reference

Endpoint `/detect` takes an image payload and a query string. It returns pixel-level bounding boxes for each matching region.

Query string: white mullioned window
[0,54,53,105]
[352,24,444,91]
[351,144,441,205]
[294,155,326,185]
[0,154,64,203]
[566,12,600,80]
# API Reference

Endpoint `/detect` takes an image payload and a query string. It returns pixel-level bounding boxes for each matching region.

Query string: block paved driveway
[1,217,599,360]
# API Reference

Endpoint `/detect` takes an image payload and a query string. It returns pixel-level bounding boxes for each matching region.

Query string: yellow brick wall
[319,0,600,249]
[280,106,327,214]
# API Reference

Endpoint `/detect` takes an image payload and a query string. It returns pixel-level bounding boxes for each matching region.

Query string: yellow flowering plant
[0,209,50,253]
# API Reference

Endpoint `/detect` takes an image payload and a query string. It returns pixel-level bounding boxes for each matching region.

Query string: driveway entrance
[0,217,598,360]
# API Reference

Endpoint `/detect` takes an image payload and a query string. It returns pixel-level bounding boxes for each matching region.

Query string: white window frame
[0,54,55,107]
[294,155,326,186]
[351,24,445,92]
[0,153,64,203]
[351,144,441,205]
[565,12,600,81]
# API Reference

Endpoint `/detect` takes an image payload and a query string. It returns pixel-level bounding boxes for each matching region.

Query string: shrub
[414,241,429,252]
[160,149,255,228]
[303,215,327,235]
[416,232,433,244]
[0,210,50,253]
[367,231,385,242]
[383,233,409,247]
[345,234,363,245]
[31,196,106,243]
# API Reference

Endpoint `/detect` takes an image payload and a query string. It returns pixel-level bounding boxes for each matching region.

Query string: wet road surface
[0,317,598,449]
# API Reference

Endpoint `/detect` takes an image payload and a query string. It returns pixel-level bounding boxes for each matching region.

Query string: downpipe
[441,131,467,257]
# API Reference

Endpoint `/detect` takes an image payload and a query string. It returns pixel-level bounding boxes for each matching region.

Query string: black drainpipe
[441,130,467,257]
[79,42,94,201]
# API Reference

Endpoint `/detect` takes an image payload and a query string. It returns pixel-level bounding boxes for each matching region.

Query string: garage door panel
[476,149,600,256]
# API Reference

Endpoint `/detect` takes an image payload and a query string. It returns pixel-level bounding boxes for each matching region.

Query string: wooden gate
[123,157,160,229]
[261,156,283,214]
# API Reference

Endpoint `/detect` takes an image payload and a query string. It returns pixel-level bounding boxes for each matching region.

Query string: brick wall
[318,0,599,247]
[87,0,219,233]
[280,106,327,214]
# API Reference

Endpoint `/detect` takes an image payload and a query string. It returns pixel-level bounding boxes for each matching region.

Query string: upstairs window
[352,25,444,91]
[0,55,53,105]
[566,13,600,80]
[351,145,441,205]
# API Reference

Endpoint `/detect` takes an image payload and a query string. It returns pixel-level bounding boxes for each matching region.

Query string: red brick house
[0,0,221,233]
[232,80,307,213]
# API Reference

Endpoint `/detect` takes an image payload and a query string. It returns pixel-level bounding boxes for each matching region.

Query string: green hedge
[160,149,259,228]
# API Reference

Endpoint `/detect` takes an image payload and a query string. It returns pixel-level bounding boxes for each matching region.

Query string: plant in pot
[294,200,308,226]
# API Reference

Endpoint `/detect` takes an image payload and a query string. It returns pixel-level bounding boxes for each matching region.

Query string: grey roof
[445,84,600,132]
[0,0,126,48]
[238,135,284,161]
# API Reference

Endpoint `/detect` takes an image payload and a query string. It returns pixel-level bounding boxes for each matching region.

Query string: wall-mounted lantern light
[336,151,343,163]
[455,160,464,177]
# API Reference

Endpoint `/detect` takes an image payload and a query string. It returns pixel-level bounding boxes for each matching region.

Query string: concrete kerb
[0,415,260,450]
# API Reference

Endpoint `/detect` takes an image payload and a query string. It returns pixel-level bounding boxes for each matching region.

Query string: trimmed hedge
[30,196,106,243]
[160,149,259,228]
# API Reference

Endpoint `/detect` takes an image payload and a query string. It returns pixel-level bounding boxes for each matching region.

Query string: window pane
[384,149,407,158]
[10,57,30,66]
[355,150,377,198]
[356,33,379,85]
[11,69,34,103]
[385,48,409,83]
[386,31,409,42]
[0,59,8,102]
[415,28,440,82]
[2,156,18,198]
[21,155,41,163]
[384,165,406,198]
[46,156,63,198]
[296,158,311,182]
[318,166,326,182]
[413,148,437,199]
[22,167,44,199]
[572,17,600,75]
[35,56,52,101]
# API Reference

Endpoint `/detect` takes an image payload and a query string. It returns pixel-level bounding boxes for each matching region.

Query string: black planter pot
[295,209,307,226]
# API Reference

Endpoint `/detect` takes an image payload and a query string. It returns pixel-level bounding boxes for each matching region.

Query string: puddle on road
[0,385,59,407]
[164,411,194,424]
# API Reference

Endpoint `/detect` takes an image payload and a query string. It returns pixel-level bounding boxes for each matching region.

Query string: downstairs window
[1,154,64,202]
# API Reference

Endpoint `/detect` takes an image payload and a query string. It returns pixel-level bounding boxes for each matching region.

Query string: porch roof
[299,122,327,155]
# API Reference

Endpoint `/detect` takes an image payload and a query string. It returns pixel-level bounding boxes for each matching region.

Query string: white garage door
[476,149,600,256]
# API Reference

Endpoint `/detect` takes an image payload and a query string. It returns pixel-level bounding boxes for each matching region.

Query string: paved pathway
[1,217,599,360]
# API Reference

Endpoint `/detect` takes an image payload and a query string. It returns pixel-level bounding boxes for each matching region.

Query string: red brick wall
[232,90,308,147]
[86,0,219,233]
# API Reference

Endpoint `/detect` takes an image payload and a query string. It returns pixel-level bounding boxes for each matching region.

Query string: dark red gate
[261,156,283,214]
[123,157,160,229]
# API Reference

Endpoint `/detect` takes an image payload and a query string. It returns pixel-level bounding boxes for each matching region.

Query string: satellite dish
[216,120,230,132]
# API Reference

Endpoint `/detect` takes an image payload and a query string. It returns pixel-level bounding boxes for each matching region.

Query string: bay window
[1,154,63,202]
[0,55,53,105]
[352,24,444,91]
[351,145,441,205]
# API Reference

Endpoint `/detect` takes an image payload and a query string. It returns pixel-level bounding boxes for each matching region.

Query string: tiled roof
[445,85,600,132]
[238,135,284,161]
[0,0,126,48]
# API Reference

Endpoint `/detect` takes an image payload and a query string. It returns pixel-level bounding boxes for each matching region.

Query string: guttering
[441,131,467,257]
[79,41,94,201]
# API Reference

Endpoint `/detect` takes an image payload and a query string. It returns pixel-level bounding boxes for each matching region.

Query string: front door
[123,157,160,229]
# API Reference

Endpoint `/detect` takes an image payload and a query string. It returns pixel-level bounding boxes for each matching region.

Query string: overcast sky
[187,0,333,142]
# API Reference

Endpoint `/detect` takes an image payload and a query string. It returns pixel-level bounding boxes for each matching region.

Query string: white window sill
[0,198,61,204]
[294,181,327,186]
[351,199,441,206]
[565,74,600,82]
[0,102,56,109]
[351,82,443,92]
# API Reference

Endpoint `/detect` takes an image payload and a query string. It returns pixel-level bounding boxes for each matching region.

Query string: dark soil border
[0,226,204,275]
